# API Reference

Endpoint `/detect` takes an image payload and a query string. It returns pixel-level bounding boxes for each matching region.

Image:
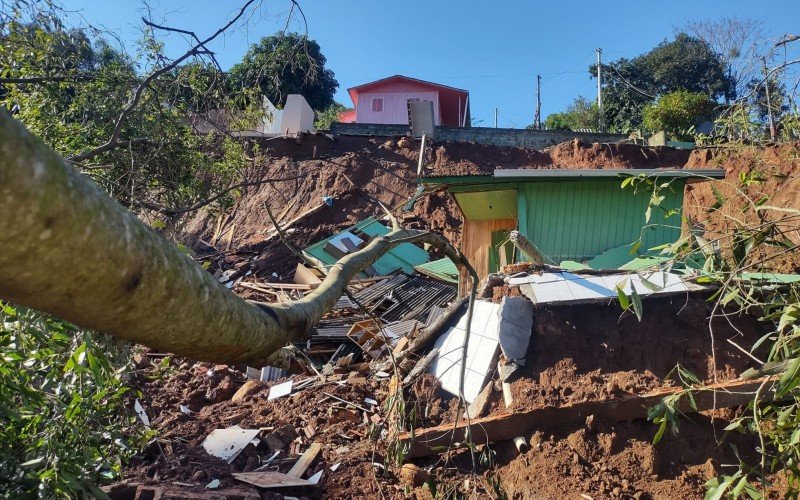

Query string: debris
[323,392,372,413]
[286,442,322,478]
[134,399,151,429]
[179,405,193,415]
[201,425,260,463]
[263,433,288,452]
[231,471,312,489]
[514,270,700,305]
[402,347,440,386]
[307,470,323,485]
[267,380,293,401]
[232,380,263,403]
[206,479,220,489]
[466,381,493,419]
[497,295,533,366]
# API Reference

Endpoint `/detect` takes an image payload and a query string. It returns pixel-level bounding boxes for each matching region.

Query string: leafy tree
[314,102,351,130]
[592,34,732,132]
[228,33,338,111]
[538,96,601,131]
[642,90,716,140]
[0,303,147,497]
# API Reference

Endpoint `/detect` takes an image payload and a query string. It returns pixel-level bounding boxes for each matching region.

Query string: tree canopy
[228,33,338,111]
[537,96,601,131]
[642,90,716,140]
[589,33,732,132]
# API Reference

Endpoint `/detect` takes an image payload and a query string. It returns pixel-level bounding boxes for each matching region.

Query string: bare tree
[683,17,767,100]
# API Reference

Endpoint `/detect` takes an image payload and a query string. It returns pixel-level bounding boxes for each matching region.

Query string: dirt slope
[685,143,800,273]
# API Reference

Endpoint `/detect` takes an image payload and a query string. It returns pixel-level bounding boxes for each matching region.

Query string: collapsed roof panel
[303,217,429,276]
[510,270,703,305]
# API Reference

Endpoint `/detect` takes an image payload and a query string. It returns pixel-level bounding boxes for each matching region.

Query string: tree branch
[69,0,262,163]
[0,75,95,84]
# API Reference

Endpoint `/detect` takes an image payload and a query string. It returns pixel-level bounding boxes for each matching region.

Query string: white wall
[282,94,315,134]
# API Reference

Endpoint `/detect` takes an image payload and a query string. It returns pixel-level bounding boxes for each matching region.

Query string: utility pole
[596,48,604,132]
[495,107,498,128]
[762,57,776,140]
[534,74,542,130]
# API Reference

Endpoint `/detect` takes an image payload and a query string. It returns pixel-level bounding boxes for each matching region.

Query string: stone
[263,433,287,452]
[231,380,264,403]
[190,470,207,482]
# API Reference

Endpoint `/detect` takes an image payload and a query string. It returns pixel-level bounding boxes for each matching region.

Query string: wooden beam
[287,442,322,478]
[399,377,778,458]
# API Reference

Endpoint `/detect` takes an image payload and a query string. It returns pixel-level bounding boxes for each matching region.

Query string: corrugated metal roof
[419,168,725,185]
[414,257,459,283]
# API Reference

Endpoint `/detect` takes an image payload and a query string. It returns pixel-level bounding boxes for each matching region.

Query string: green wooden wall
[517,179,685,264]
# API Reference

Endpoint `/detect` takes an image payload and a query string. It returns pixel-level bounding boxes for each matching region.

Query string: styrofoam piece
[268,380,293,401]
[497,296,533,361]
[202,425,260,463]
[429,301,501,403]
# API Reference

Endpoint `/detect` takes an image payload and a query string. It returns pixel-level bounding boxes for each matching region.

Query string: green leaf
[779,305,800,332]
[776,357,800,397]
[630,284,643,321]
[616,281,630,310]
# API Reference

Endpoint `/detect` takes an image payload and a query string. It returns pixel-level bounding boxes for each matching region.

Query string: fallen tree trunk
[0,109,478,364]
[399,377,780,458]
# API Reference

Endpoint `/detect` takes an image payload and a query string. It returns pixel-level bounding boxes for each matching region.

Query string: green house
[419,169,724,280]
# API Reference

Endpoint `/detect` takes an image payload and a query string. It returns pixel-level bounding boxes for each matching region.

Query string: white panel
[520,271,692,305]
[429,301,500,403]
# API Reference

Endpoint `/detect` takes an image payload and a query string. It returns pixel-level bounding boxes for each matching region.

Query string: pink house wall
[355,91,440,125]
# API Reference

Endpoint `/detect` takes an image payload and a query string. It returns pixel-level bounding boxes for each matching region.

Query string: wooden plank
[232,471,311,488]
[399,377,778,458]
[287,442,322,478]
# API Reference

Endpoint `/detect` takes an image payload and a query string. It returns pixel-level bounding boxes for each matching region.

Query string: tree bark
[0,110,476,364]
[509,230,544,266]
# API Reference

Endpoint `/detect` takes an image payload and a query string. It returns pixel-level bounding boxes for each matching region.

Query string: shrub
[0,303,146,498]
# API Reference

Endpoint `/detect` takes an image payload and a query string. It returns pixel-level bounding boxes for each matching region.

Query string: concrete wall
[330,122,410,136]
[330,122,627,148]
[282,94,315,134]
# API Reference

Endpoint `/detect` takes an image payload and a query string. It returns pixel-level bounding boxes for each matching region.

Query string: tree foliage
[642,90,716,140]
[314,101,350,130]
[0,303,146,498]
[590,33,732,132]
[228,33,338,111]
[538,96,601,131]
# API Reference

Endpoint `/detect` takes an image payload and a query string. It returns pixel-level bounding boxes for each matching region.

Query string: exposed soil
[491,412,779,499]
[685,142,800,273]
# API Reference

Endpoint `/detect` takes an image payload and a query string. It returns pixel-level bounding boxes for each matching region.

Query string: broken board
[232,471,312,488]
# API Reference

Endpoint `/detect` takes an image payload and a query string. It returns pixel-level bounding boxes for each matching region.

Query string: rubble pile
[107,137,800,498]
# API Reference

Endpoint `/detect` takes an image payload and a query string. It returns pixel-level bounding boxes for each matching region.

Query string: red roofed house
[339,75,470,127]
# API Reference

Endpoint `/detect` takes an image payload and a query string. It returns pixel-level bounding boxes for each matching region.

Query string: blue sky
[60,0,800,127]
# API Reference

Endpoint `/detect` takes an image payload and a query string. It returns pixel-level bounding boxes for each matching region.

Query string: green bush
[642,90,715,141]
[0,303,146,498]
